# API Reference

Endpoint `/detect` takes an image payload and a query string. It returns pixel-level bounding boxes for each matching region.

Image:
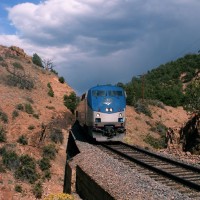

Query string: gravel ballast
[69,140,193,200]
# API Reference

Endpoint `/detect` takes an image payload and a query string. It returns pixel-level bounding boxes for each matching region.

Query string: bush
[12,110,19,119]
[6,75,34,90]
[0,126,6,142]
[17,135,28,145]
[43,144,57,160]
[16,104,24,111]
[32,53,43,68]
[0,146,6,155]
[50,69,58,75]
[25,103,34,114]
[50,128,63,144]
[144,134,166,149]
[15,185,23,193]
[2,150,19,170]
[38,157,51,171]
[147,100,165,109]
[12,62,24,70]
[0,62,8,68]
[0,110,8,123]
[47,83,54,97]
[32,181,43,199]
[0,56,4,61]
[28,125,35,130]
[58,76,65,83]
[63,92,77,114]
[48,89,54,97]
[15,154,38,183]
[43,170,51,181]
[44,193,74,200]
[134,100,152,117]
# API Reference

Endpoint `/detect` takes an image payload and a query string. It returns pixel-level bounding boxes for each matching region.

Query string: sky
[1,0,200,95]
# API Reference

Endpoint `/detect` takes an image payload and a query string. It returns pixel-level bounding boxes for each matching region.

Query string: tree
[32,53,43,68]
[42,58,54,71]
[63,92,77,114]
[184,79,200,112]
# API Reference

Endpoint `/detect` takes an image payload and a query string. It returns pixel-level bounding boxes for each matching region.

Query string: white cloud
[1,0,200,94]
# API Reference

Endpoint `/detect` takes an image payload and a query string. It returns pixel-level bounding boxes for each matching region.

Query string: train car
[76,85,126,141]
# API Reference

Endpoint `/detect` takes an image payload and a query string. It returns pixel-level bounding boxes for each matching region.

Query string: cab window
[108,91,123,96]
[92,90,106,97]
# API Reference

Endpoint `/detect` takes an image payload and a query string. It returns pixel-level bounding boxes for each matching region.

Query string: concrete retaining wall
[76,165,114,200]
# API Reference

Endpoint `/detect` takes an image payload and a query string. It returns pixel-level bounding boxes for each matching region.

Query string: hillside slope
[0,45,196,199]
[0,45,74,199]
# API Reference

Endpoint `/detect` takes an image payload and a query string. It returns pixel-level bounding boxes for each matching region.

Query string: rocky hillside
[0,45,198,199]
[0,45,74,199]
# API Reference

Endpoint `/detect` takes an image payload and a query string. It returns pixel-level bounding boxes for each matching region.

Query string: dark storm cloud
[1,0,200,94]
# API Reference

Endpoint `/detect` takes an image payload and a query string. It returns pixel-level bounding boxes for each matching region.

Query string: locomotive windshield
[92,90,106,97]
[108,91,123,96]
[92,90,123,97]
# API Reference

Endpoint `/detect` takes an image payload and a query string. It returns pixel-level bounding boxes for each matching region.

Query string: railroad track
[97,141,200,198]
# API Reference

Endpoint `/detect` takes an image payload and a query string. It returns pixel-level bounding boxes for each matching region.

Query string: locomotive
[76,85,126,141]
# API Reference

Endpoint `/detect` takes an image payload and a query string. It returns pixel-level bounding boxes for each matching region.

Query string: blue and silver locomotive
[76,85,126,141]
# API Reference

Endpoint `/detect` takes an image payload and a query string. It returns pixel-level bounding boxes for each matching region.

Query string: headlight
[96,113,100,117]
[106,108,109,112]
[110,108,113,112]
[119,113,122,117]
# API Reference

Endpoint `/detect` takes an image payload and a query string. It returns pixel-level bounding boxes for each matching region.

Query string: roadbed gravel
[69,140,193,200]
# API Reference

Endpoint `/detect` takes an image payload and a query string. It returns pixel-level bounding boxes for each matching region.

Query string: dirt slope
[0,45,74,199]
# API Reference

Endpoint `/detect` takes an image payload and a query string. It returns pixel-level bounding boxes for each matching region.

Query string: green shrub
[63,92,77,114]
[58,76,65,83]
[32,181,43,199]
[15,154,38,184]
[152,122,167,135]
[38,157,51,171]
[25,103,34,114]
[12,110,19,119]
[43,144,57,160]
[12,62,24,70]
[144,134,166,149]
[28,125,35,130]
[16,104,24,111]
[0,62,8,68]
[6,75,34,90]
[48,89,54,97]
[50,69,58,75]
[147,99,165,109]
[0,126,6,142]
[32,53,43,68]
[50,128,63,144]
[33,114,39,119]
[47,82,52,88]
[134,100,152,117]
[15,185,23,193]
[0,146,6,155]
[0,110,8,123]
[0,56,4,61]
[43,170,51,181]
[47,83,54,97]
[17,135,28,145]
[2,150,19,170]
